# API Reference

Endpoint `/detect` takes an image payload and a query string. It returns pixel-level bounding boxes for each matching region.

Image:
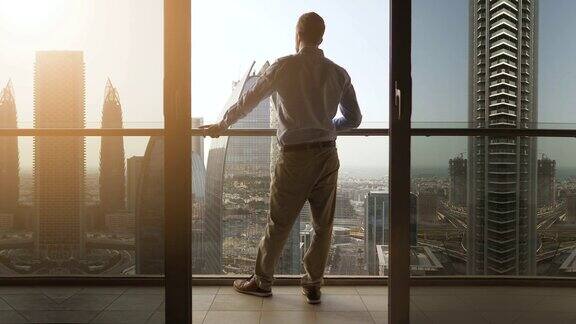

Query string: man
[201,12,361,304]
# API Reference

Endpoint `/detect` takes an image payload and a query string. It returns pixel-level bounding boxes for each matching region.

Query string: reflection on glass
[411,137,576,277]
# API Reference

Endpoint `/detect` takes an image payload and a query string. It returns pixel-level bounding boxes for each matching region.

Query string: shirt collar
[298,46,324,56]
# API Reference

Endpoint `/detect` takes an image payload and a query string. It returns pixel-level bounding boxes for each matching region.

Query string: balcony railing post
[164,0,192,323]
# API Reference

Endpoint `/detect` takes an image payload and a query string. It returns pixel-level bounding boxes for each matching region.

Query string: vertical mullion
[389,0,412,323]
[164,0,192,323]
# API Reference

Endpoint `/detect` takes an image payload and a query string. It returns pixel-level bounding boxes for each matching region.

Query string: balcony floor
[0,285,575,323]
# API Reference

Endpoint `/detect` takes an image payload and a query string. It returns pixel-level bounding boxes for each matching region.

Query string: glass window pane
[0,136,158,275]
[412,0,539,129]
[193,136,389,277]
[192,0,389,128]
[0,0,163,128]
[411,135,576,277]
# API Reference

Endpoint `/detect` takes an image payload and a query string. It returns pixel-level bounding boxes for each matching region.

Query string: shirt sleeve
[333,80,362,131]
[219,61,281,128]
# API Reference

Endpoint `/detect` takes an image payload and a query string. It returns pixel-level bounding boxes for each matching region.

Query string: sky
[1,0,575,172]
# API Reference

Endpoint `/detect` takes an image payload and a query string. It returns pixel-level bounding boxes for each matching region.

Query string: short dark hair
[297,12,325,46]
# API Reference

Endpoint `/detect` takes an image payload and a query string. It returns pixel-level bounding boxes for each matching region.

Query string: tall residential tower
[468,0,538,275]
[34,51,86,260]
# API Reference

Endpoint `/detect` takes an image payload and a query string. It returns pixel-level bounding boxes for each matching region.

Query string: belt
[281,141,336,152]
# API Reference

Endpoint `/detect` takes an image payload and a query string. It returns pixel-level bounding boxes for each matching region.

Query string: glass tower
[204,62,301,275]
[0,81,19,215]
[99,79,126,218]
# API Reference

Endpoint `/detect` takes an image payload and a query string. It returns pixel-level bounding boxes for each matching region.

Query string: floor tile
[315,311,374,324]
[321,286,358,295]
[210,294,263,311]
[262,294,317,311]
[260,311,316,324]
[411,294,475,312]
[512,311,576,324]
[37,287,82,301]
[370,311,387,324]
[78,286,127,295]
[192,286,219,295]
[192,311,207,324]
[20,310,98,323]
[356,286,388,295]
[424,311,489,324]
[106,294,163,311]
[146,311,164,324]
[124,287,164,295]
[56,294,118,311]
[409,309,431,324]
[0,297,14,311]
[0,286,39,295]
[272,286,301,295]
[203,311,261,324]
[361,295,388,312]
[533,296,576,312]
[0,310,28,323]
[315,295,367,312]
[3,294,57,310]
[192,294,215,311]
[91,310,155,324]
[215,286,236,295]
[464,294,544,312]
[479,311,522,324]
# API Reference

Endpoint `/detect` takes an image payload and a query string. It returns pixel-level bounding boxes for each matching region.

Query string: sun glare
[0,0,64,34]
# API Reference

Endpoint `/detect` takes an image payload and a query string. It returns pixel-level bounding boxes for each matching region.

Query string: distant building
[105,212,135,234]
[416,189,442,224]
[449,155,467,207]
[0,80,19,217]
[565,193,576,225]
[537,155,556,208]
[33,51,86,260]
[126,156,144,213]
[136,136,206,274]
[99,79,126,217]
[376,245,443,276]
[192,118,204,162]
[0,213,14,233]
[365,191,417,275]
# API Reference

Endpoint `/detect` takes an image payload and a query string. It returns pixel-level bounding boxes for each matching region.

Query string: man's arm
[333,80,362,130]
[201,62,281,137]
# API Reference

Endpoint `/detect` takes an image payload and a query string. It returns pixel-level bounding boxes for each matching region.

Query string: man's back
[217,47,361,146]
[272,47,358,145]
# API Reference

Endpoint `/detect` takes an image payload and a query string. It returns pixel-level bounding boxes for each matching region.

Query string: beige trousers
[254,146,339,289]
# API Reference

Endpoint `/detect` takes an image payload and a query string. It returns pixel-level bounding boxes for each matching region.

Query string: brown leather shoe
[233,276,272,297]
[302,286,321,304]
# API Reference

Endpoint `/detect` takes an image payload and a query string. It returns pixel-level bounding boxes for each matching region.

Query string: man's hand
[199,122,227,138]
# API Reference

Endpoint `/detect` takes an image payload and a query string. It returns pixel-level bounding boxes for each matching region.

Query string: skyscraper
[537,155,556,208]
[136,136,206,274]
[0,80,19,215]
[468,0,538,275]
[126,156,144,213]
[365,191,417,275]
[99,79,126,216]
[449,154,467,207]
[205,62,300,274]
[34,51,86,260]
